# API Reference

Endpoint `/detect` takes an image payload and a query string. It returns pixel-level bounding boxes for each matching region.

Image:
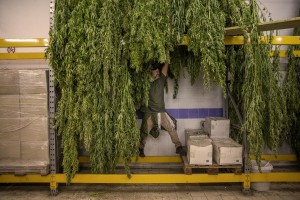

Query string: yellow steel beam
[269,50,300,58]
[250,154,298,162]
[0,174,243,184]
[182,36,300,45]
[0,36,299,60]
[0,38,49,47]
[1,36,299,48]
[1,51,298,60]
[250,172,300,182]
[224,36,300,45]
[1,173,300,184]
[79,156,182,163]
[0,174,52,183]
[0,53,45,60]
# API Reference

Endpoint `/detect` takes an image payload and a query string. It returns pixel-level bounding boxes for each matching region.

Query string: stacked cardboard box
[185,129,213,165]
[204,117,230,138]
[211,138,242,165]
[0,70,49,174]
[184,129,207,145]
[186,118,243,166]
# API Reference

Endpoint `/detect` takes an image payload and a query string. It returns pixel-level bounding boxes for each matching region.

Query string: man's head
[150,62,163,80]
[151,67,160,80]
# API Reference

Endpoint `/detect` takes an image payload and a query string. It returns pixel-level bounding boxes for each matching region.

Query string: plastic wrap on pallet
[21,141,49,162]
[0,69,49,174]
[0,117,48,141]
[0,118,21,140]
[0,140,21,160]
[20,94,48,117]
[19,70,47,94]
[0,160,49,175]
[0,95,20,118]
[0,117,50,168]
[0,70,47,95]
[0,70,19,94]
[0,94,48,118]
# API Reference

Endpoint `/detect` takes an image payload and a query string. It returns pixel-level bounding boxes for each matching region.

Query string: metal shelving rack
[0,0,300,195]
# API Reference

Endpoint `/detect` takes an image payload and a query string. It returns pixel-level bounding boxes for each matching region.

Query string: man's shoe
[139,148,145,157]
[176,146,186,156]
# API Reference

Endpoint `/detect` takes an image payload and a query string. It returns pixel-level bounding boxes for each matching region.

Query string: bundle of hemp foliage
[284,20,300,163]
[47,0,292,182]
[225,0,288,167]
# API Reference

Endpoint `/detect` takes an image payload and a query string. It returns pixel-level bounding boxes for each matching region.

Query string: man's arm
[161,63,169,77]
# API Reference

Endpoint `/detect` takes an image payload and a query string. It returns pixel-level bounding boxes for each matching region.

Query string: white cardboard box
[0,118,21,141]
[20,94,48,117]
[184,129,208,146]
[0,70,20,94]
[0,140,21,160]
[212,138,242,165]
[19,70,47,94]
[0,95,20,118]
[20,117,49,142]
[187,138,213,165]
[21,141,49,163]
[204,117,230,138]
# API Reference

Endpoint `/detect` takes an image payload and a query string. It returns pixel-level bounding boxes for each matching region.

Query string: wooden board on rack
[182,156,242,175]
[225,17,300,36]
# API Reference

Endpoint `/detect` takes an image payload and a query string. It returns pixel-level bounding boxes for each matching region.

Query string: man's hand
[161,62,169,76]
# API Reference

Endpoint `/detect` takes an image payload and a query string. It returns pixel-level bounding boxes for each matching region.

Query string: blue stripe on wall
[136,108,223,119]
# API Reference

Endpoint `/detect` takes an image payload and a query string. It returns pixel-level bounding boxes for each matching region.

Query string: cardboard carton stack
[185,117,243,166]
[185,129,213,165]
[211,137,242,165]
[0,70,49,174]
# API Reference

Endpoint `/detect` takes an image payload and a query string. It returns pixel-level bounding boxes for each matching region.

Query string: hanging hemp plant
[225,0,288,165]
[241,0,288,163]
[169,46,186,98]
[46,0,82,182]
[185,0,226,90]
[284,23,300,162]
[129,0,172,71]
[47,0,140,183]
[129,0,177,108]
[170,0,187,45]
[263,46,287,152]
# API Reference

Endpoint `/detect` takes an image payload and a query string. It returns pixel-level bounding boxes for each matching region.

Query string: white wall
[0,0,50,38]
[0,0,50,68]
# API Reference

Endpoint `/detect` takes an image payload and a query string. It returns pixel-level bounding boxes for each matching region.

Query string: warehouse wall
[0,0,299,156]
[0,0,49,69]
[0,0,49,38]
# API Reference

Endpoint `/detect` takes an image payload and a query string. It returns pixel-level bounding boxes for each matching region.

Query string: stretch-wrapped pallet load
[212,138,242,165]
[204,117,230,138]
[0,70,49,175]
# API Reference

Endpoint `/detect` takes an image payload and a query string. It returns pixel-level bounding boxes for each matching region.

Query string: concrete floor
[0,182,300,200]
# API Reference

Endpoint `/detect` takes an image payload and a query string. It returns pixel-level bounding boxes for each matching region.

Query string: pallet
[182,156,242,175]
[0,163,49,175]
